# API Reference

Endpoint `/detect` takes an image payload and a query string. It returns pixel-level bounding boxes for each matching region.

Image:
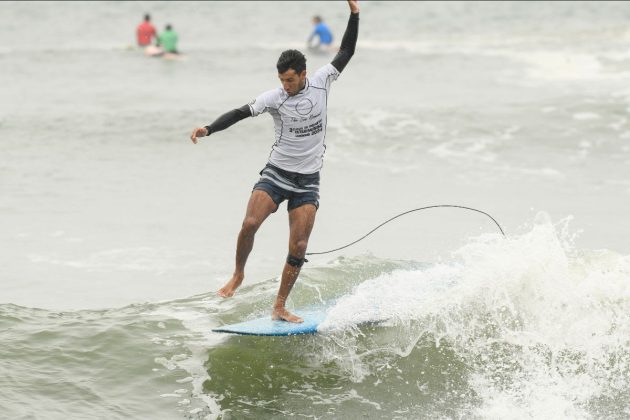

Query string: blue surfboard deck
[212,309,328,336]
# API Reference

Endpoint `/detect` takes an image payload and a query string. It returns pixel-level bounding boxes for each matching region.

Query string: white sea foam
[428,136,499,163]
[148,306,227,419]
[318,213,630,417]
[573,112,601,120]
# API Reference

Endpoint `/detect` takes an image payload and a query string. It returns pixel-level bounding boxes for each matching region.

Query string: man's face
[278,68,306,97]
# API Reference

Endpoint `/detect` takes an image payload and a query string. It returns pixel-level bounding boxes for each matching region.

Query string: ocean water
[1,1,630,418]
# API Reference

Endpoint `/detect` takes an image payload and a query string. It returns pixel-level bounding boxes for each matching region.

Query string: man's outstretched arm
[190,105,252,143]
[331,0,360,74]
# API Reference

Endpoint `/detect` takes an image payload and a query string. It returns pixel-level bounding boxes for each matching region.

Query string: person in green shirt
[157,24,179,54]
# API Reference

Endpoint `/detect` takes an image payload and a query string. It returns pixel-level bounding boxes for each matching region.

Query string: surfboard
[212,308,328,336]
[143,45,163,56]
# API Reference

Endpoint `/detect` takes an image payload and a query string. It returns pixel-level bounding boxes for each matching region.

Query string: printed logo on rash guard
[295,98,314,116]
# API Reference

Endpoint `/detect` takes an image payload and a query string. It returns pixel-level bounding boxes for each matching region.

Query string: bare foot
[272,307,303,323]
[217,273,244,298]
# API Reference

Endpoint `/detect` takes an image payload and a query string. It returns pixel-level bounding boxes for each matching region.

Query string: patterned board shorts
[253,164,320,212]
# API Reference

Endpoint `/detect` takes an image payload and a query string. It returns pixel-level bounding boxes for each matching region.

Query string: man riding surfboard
[190,0,360,323]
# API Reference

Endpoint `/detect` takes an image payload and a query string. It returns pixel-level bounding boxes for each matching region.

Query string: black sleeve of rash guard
[331,12,359,73]
[204,104,252,135]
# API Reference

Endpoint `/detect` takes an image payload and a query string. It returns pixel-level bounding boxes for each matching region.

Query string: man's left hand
[347,0,360,14]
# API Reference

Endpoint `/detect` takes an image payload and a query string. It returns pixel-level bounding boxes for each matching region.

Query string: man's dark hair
[144,14,151,21]
[166,24,172,31]
[276,49,306,74]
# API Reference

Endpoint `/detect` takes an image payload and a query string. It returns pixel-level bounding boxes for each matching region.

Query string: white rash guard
[248,63,340,174]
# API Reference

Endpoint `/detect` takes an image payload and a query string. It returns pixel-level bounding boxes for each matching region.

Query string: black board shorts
[253,164,320,212]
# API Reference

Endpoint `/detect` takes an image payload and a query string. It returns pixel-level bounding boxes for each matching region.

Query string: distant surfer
[307,15,334,52]
[144,24,181,59]
[136,14,157,47]
[190,0,360,323]
[157,24,179,55]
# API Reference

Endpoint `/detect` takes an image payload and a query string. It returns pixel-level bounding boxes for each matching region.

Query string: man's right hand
[190,127,209,144]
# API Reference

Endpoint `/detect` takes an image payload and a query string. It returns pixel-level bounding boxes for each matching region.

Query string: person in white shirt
[190,0,360,323]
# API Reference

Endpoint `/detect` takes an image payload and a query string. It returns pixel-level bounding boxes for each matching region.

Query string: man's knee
[241,216,261,235]
[290,239,309,256]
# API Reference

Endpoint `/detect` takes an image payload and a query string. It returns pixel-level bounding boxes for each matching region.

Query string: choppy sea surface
[1,1,630,418]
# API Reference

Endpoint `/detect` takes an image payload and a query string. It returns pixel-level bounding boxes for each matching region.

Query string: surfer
[157,24,179,55]
[308,15,334,50]
[190,0,360,323]
[136,14,157,47]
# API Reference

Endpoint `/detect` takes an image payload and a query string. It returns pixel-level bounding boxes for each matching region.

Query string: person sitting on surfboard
[136,14,157,47]
[308,15,334,49]
[190,0,360,323]
[157,24,179,54]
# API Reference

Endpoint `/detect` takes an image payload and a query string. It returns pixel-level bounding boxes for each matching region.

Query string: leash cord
[306,204,506,256]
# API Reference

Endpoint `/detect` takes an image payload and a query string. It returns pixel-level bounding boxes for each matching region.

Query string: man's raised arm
[190,105,252,144]
[331,0,360,74]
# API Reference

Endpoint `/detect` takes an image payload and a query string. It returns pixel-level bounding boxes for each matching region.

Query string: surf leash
[306,204,506,256]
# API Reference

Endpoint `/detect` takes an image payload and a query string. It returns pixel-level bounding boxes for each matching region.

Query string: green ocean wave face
[2,217,629,419]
